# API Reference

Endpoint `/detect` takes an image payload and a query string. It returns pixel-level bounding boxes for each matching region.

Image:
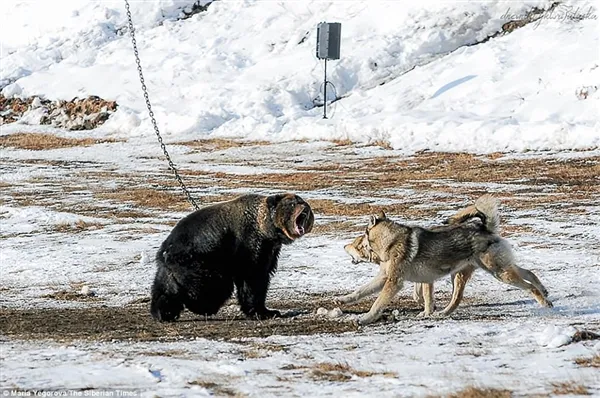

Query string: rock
[80,285,95,296]
[328,307,343,318]
[30,97,43,109]
[316,307,328,316]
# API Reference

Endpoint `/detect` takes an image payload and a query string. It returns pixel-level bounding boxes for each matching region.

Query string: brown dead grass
[312,220,359,234]
[95,187,189,211]
[224,153,599,205]
[142,349,189,357]
[551,381,590,395]
[52,220,105,233]
[446,386,513,398]
[0,133,122,150]
[308,198,442,220]
[372,139,393,150]
[41,290,100,302]
[238,341,289,359]
[309,362,396,382]
[574,354,600,368]
[187,380,243,397]
[175,138,271,152]
[331,138,354,146]
[302,152,599,188]
[279,362,396,382]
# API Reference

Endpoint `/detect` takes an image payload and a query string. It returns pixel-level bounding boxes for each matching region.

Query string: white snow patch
[1,1,598,153]
[537,325,578,348]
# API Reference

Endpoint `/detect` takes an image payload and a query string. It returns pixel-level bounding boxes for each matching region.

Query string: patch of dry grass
[551,381,590,395]
[331,138,354,146]
[238,342,289,359]
[308,198,443,219]
[52,220,105,233]
[175,138,271,152]
[41,290,100,302]
[372,139,393,150]
[142,349,189,357]
[278,361,396,382]
[0,133,122,150]
[309,362,396,382]
[187,380,243,397]
[446,386,513,398]
[312,220,359,234]
[95,187,189,211]
[574,354,600,368]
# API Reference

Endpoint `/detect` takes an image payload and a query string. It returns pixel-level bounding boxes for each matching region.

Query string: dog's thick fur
[340,195,552,324]
[151,193,314,322]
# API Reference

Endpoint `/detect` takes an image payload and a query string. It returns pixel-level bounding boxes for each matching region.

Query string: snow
[1,1,600,396]
[1,135,599,395]
[2,321,599,397]
[2,0,599,153]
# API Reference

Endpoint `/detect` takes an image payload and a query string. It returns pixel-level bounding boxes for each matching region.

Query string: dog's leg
[413,283,424,305]
[358,263,403,325]
[417,283,434,317]
[517,267,549,297]
[439,265,475,317]
[496,268,553,308]
[336,268,387,304]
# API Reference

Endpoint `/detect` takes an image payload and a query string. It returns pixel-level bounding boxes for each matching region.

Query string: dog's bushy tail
[446,194,500,234]
[474,194,500,234]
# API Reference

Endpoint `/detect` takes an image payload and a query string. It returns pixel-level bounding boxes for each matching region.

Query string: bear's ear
[267,193,288,208]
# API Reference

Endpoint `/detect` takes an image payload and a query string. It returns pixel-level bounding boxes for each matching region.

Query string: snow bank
[1,0,599,153]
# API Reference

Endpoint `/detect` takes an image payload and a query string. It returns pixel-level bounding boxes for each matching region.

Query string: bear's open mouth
[294,206,310,236]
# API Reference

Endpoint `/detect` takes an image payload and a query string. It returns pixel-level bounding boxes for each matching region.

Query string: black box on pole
[316,22,341,60]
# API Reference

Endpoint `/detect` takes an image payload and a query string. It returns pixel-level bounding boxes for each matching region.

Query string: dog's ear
[368,214,378,228]
[368,211,387,228]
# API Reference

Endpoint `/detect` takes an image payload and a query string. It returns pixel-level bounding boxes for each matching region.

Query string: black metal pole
[323,58,327,119]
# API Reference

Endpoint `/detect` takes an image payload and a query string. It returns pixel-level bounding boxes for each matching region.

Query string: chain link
[124,0,200,211]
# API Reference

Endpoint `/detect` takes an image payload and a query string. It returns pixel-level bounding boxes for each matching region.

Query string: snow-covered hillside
[2,0,598,153]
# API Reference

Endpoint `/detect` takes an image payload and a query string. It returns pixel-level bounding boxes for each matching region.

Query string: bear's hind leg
[183,270,234,317]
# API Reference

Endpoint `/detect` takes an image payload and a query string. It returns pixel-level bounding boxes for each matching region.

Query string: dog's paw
[434,310,451,318]
[358,313,376,325]
[335,295,356,305]
[416,311,433,319]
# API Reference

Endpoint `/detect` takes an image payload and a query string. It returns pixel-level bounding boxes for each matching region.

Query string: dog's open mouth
[293,206,311,237]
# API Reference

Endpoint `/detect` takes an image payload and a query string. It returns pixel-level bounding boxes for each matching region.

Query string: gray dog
[339,195,551,325]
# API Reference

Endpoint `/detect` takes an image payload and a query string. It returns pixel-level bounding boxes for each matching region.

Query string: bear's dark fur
[150,193,314,321]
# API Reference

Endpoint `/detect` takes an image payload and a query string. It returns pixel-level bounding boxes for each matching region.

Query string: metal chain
[124,0,200,211]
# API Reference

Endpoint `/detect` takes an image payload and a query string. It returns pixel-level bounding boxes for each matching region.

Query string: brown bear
[150,193,314,321]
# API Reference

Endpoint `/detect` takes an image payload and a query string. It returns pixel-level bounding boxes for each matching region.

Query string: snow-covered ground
[2,0,599,152]
[1,133,599,396]
[1,0,600,396]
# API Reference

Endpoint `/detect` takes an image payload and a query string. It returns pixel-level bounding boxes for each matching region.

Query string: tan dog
[339,195,552,324]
